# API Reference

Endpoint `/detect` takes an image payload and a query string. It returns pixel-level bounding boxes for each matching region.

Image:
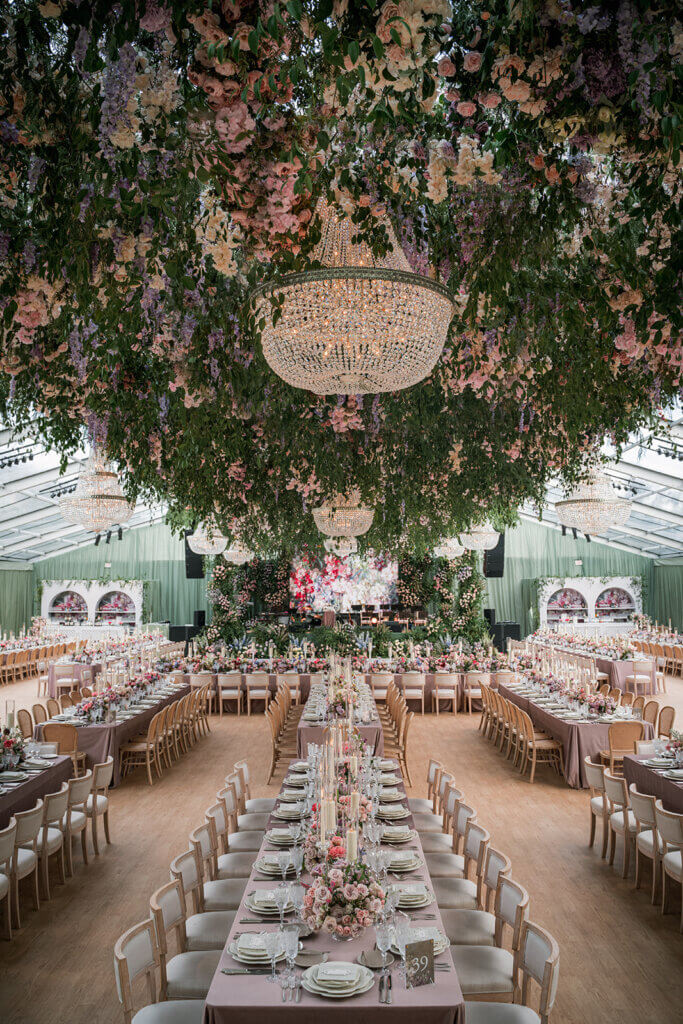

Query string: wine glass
[289,844,304,881]
[278,850,292,882]
[374,919,393,982]
[393,915,412,980]
[282,923,300,987]
[274,883,291,928]
[264,929,284,983]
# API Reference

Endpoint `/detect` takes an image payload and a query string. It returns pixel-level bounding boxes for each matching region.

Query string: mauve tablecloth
[47,660,103,698]
[497,682,654,789]
[623,754,683,813]
[202,757,464,1024]
[0,755,73,829]
[296,718,384,758]
[35,684,191,786]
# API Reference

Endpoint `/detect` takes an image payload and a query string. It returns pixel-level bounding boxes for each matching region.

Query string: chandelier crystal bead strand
[223,540,255,565]
[187,522,228,556]
[460,522,500,551]
[313,492,374,538]
[252,198,454,394]
[434,537,465,559]
[58,445,135,533]
[555,470,632,535]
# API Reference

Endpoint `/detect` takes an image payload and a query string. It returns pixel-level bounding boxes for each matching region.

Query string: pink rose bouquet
[302,861,385,940]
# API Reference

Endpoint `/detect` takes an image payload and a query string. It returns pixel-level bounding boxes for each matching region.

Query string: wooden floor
[1,675,682,1023]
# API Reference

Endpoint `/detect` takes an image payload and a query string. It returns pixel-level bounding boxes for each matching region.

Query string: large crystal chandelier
[252,197,454,394]
[187,522,228,556]
[324,537,358,557]
[59,446,135,533]
[555,469,631,535]
[434,537,465,559]
[313,493,374,538]
[460,522,500,551]
[223,540,254,565]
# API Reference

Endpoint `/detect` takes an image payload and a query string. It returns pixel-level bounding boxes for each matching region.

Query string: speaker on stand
[184,530,204,579]
[483,534,505,578]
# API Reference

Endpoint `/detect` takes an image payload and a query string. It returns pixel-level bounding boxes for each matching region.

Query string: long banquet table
[47,660,104,698]
[498,681,655,788]
[34,682,191,786]
[623,754,683,813]
[203,758,465,1023]
[297,716,384,758]
[0,754,73,829]
[531,639,656,694]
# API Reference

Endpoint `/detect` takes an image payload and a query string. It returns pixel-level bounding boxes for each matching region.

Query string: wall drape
[0,568,34,636]
[32,524,209,626]
[652,562,683,632]
[484,520,656,636]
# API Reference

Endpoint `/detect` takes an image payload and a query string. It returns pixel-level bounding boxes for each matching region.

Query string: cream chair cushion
[83,793,109,815]
[407,798,433,813]
[0,872,9,899]
[441,909,496,947]
[464,1003,541,1023]
[590,797,605,816]
[62,810,87,832]
[609,809,637,834]
[432,877,478,910]
[186,910,235,951]
[132,1001,206,1024]
[14,847,37,879]
[412,812,443,833]
[202,878,246,912]
[29,827,63,855]
[419,832,454,854]
[227,830,264,853]
[216,852,256,879]
[237,812,270,830]
[636,830,667,856]
[245,798,276,813]
[450,945,514,995]
[425,852,465,878]
[166,950,221,999]
[663,850,683,881]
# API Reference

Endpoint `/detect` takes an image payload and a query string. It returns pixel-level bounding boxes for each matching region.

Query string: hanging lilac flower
[22,241,36,271]
[209,357,220,381]
[99,43,137,163]
[73,26,91,71]
[158,393,169,423]
[27,156,45,193]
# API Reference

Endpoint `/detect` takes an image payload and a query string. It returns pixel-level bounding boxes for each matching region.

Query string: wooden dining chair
[46,697,60,719]
[0,818,17,939]
[657,705,675,738]
[464,671,490,715]
[84,756,114,855]
[42,722,86,777]
[629,784,662,903]
[584,756,609,858]
[604,771,637,877]
[149,878,220,1001]
[599,721,645,775]
[401,671,426,714]
[10,800,43,928]
[243,672,270,715]
[16,708,33,740]
[119,711,163,785]
[642,700,659,730]
[216,672,242,716]
[654,801,683,931]
[518,709,564,783]
[431,672,459,715]
[35,782,69,900]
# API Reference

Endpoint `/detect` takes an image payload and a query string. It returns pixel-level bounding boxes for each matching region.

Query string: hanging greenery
[0,2,680,555]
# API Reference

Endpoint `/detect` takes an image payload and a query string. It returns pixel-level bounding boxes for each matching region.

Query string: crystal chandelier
[324,537,358,557]
[313,493,374,538]
[187,522,228,556]
[223,540,254,565]
[59,446,135,533]
[252,197,454,394]
[460,522,500,551]
[434,537,465,559]
[555,470,631,535]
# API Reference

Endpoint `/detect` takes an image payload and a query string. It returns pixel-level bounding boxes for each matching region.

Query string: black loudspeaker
[484,533,505,578]
[484,608,496,628]
[493,622,521,650]
[194,609,206,629]
[184,531,204,579]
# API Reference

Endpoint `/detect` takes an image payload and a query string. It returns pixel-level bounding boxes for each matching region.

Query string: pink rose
[480,91,501,109]
[438,57,456,76]
[463,51,482,72]
[456,101,477,117]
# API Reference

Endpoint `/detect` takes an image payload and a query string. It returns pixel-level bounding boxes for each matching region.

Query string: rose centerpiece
[302,861,385,941]
[1,727,26,769]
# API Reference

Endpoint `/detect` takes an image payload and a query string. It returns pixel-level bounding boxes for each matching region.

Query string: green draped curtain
[0,568,34,636]
[652,563,683,632]
[484,520,656,636]
[33,524,209,626]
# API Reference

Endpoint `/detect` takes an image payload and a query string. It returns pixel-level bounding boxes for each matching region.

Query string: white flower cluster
[195,193,238,276]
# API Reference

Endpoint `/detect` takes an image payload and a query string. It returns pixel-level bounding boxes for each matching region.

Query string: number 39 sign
[405,938,435,988]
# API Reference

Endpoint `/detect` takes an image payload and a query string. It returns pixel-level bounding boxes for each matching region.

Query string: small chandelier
[252,197,454,394]
[460,522,500,551]
[187,522,228,556]
[555,469,631,535]
[324,537,358,557]
[313,493,374,538]
[223,540,254,565]
[434,537,465,559]
[59,445,135,533]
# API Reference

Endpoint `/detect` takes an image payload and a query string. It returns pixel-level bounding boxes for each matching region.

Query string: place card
[405,938,434,988]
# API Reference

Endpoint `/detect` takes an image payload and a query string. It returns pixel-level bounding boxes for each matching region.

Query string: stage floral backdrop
[0,1,680,557]
[290,551,398,613]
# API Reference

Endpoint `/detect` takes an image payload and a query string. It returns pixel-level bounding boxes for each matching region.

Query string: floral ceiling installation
[0,1,680,555]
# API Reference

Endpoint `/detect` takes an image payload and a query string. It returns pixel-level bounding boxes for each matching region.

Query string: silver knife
[378,973,385,1003]
[387,972,392,1003]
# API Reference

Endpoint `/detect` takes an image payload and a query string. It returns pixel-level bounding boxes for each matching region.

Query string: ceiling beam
[0,458,87,498]
[606,462,683,493]
[629,501,683,529]
[518,511,657,559]
[29,510,167,561]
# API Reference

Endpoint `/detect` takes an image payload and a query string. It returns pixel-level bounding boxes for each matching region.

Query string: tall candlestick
[346,826,358,863]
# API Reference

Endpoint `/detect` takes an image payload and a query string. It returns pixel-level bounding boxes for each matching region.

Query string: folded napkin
[383,825,411,839]
[396,883,427,897]
[270,828,294,840]
[237,933,268,954]
[316,962,359,987]
[381,787,400,797]
[252,890,278,908]
[391,850,415,866]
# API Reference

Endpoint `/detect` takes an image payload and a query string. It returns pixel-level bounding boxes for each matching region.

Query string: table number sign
[405,938,434,988]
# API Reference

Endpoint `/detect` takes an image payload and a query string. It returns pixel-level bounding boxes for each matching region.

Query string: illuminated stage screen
[290,553,398,613]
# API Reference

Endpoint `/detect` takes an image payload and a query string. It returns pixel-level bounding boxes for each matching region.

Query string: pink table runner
[202,759,464,1024]
[0,754,73,829]
[35,684,191,786]
[498,682,654,788]
[623,754,683,813]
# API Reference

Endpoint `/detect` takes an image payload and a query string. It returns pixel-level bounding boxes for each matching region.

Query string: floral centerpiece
[302,861,385,941]
[338,792,372,823]
[666,729,682,759]
[1,727,26,769]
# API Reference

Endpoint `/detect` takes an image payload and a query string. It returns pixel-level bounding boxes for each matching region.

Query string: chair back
[92,755,114,791]
[169,847,204,914]
[635,740,656,756]
[654,801,683,849]
[628,785,657,829]
[17,708,33,739]
[114,918,160,1024]
[68,769,93,807]
[0,819,17,868]
[46,698,60,718]
[517,920,560,1024]
[206,800,230,849]
[59,694,73,710]
[495,876,530,949]
[608,721,644,754]
[234,759,252,798]
[217,672,241,689]
[43,782,70,825]
[482,846,511,909]
[603,770,629,809]
[150,878,187,957]
[53,663,77,680]
[642,701,659,727]
[401,672,425,688]
[32,703,48,724]
[657,705,675,738]
[599,683,610,696]
[583,756,605,794]
[43,722,79,755]
[620,691,634,707]
[190,821,217,880]
[454,801,477,846]
[14,800,45,844]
